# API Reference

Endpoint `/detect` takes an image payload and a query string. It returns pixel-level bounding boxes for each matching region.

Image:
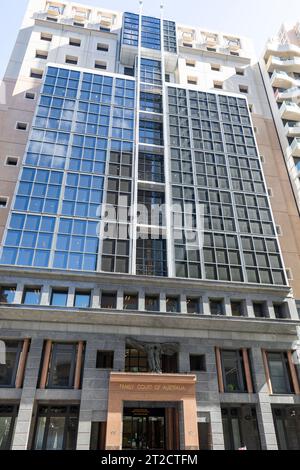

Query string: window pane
[74,292,91,308]
[23,288,41,305]
[46,417,65,449]
[268,353,291,394]
[51,290,68,307]
[48,343,76,388]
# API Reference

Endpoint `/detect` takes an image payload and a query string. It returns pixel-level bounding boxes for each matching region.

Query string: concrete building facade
[0,0,300,451]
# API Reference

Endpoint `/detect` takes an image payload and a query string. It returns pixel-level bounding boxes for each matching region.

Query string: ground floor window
[0,404,18,449]
[272,406,300,450]
[32,405,79,450]
[221,405,261,450]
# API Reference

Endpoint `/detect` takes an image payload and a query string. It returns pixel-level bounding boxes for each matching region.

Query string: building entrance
[122,408,166,450]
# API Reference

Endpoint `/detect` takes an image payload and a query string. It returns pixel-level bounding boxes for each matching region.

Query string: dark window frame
[190,354,206,372]
[96,350,114,369]
[221,349,247,393]
[267,351,294,394]
[0,340,23,388]
[101,292,117,309]
[0,285,16,304]
[46,342,78,389]
[32,405,79,450]
[0,404,19,449]
[22,287,41,305]
[74,290,91,308]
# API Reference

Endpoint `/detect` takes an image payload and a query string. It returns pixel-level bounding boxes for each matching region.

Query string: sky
[0,0,299,79]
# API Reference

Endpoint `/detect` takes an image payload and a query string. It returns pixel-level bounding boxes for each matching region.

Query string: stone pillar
[40,284,50,306]
[67,286,75,307]
[14,283,24,304]
[12,338,43,450]
[116,289,123,310]
[245,298,255,318]
[92,287,100,308]
[180,294,187,314]
[76,340,94,450]
[267,301,276,319]
[182,396,199,450]
[224,297,232,317]
[251,347,278,450]
[202,295,211,316]
[210,406,225,450]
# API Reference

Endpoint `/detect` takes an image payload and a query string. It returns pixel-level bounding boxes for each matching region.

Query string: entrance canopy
[106,372,199,450]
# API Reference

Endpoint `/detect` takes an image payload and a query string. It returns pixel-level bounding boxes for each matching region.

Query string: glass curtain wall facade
[0,2,299,452]
[0,21,287,287]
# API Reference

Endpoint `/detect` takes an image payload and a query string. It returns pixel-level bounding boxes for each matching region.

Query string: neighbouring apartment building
[0,0,299,451]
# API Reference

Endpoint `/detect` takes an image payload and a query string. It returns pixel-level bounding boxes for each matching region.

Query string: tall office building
[262,23,300,215]
[0,0,299,451]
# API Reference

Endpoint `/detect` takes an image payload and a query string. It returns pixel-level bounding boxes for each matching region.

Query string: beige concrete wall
[254,114,300,299]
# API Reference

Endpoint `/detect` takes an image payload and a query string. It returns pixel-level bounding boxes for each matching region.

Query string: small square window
[51,289,68,307]
[231,301,244,317]
[236,68,244,76]
[187,297,200,314]
[188,76,197,85]
[16,122,28,131]
[124,67,134,77]
[0,197,8,208]
[145,295,160,312]
[166,296,180,313]
[239,85,248,94]
[123,293,138,310]
[95,61,107,70]
[253,302,266,318]
[273,303,289,319]
[65,55,78,65]
[41,33,52,42]
[96,350,114,369]
[30,69,43,79]
[22,287,41,305]
[97,43,109,52]
[190,354,206,372]
[186,60,196,67]
[211,64,220,72]
[5,156,19,166]
[0,285,16,304]
[25,92,36,100]
[69,38,81,47]
[101,292,117,309]
[74,290,91,308]
[35,50,48,60]
[210,299,224,316]
[214,81,223,90]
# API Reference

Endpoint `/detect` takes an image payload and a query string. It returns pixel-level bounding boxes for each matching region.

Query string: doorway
[123,408,165,450]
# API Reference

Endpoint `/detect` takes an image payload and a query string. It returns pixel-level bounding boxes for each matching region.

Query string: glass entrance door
[122,408,165,450]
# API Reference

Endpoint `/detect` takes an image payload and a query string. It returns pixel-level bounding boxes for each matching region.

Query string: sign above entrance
[119,382,187,392]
